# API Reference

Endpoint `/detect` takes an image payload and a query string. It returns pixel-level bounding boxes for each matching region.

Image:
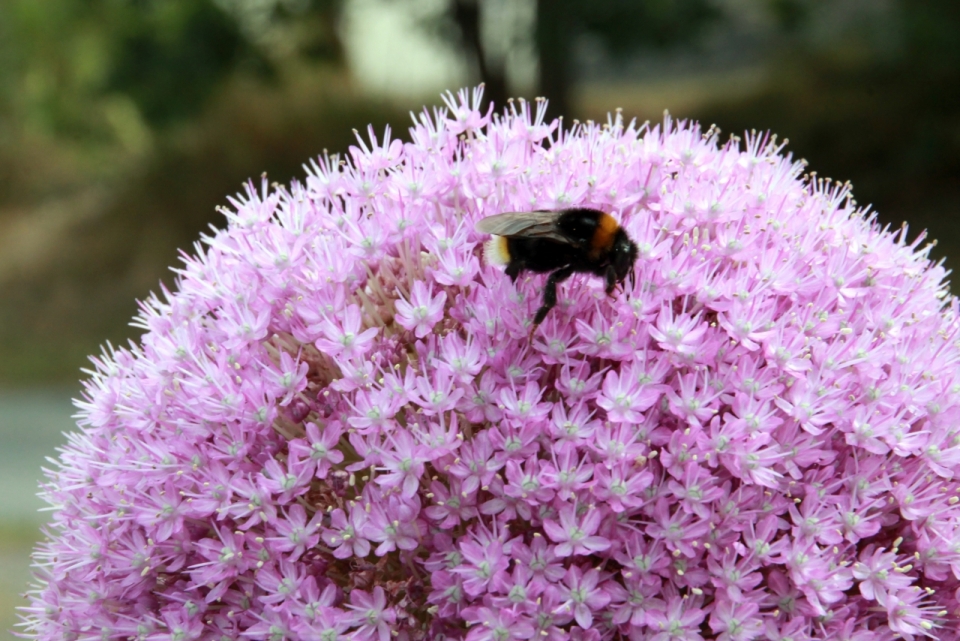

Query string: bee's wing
[474,211,570,243]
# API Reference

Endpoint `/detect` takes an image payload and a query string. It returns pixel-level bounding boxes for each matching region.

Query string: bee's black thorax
[556,208,608,248]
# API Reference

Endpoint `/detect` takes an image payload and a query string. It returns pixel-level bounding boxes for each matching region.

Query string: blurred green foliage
[0,0,343,141]
[0,0,347,212]
[104,0,268,126]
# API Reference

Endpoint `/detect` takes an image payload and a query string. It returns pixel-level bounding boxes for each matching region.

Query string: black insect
[475,207,638,333]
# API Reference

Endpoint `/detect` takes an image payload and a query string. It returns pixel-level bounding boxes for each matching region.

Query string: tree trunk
[452,0,508,111]
[535,0,572,121]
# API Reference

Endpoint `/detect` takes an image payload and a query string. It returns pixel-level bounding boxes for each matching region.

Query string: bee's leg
[604,265,618,297]
[529,266,574,339]
[505,260,523,282]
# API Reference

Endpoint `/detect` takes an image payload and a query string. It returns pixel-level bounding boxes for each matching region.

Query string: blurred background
[0,0,958,636]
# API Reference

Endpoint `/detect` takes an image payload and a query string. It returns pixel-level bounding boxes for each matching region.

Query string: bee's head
[612,228,638,288]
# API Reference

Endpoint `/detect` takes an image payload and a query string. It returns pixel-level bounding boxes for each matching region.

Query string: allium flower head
[21,86,960,640]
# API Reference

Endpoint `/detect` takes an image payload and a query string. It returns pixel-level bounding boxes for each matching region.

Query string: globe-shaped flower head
[21,86,960,640]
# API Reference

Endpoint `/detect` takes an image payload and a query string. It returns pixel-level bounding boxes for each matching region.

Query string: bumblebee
[475,207,638,332]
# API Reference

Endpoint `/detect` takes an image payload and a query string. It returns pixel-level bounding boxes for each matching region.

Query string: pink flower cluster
[22,86,960,640]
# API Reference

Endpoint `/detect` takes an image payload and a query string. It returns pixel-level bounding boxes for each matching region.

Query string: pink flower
[376,430,428,498]
[321,501,372,559]
[364,490,423,556]
[424,478,479,528]
[543,504,611,557]
[395,280,447,338]
[553,565,611,629]
[646,590,706,641]
[597,367,662,423]
[314,304,379,360]
[24,86,960,640]
[707,598,763,641]
[649,305,707,356]
[448,431,504,495]
[288,420,345,478]
[346,587,396,641]
[852,546,914,606]
[463,606,535,641]
[646,497,712,559]
[453,526,512,597]
[267,503,323,560]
